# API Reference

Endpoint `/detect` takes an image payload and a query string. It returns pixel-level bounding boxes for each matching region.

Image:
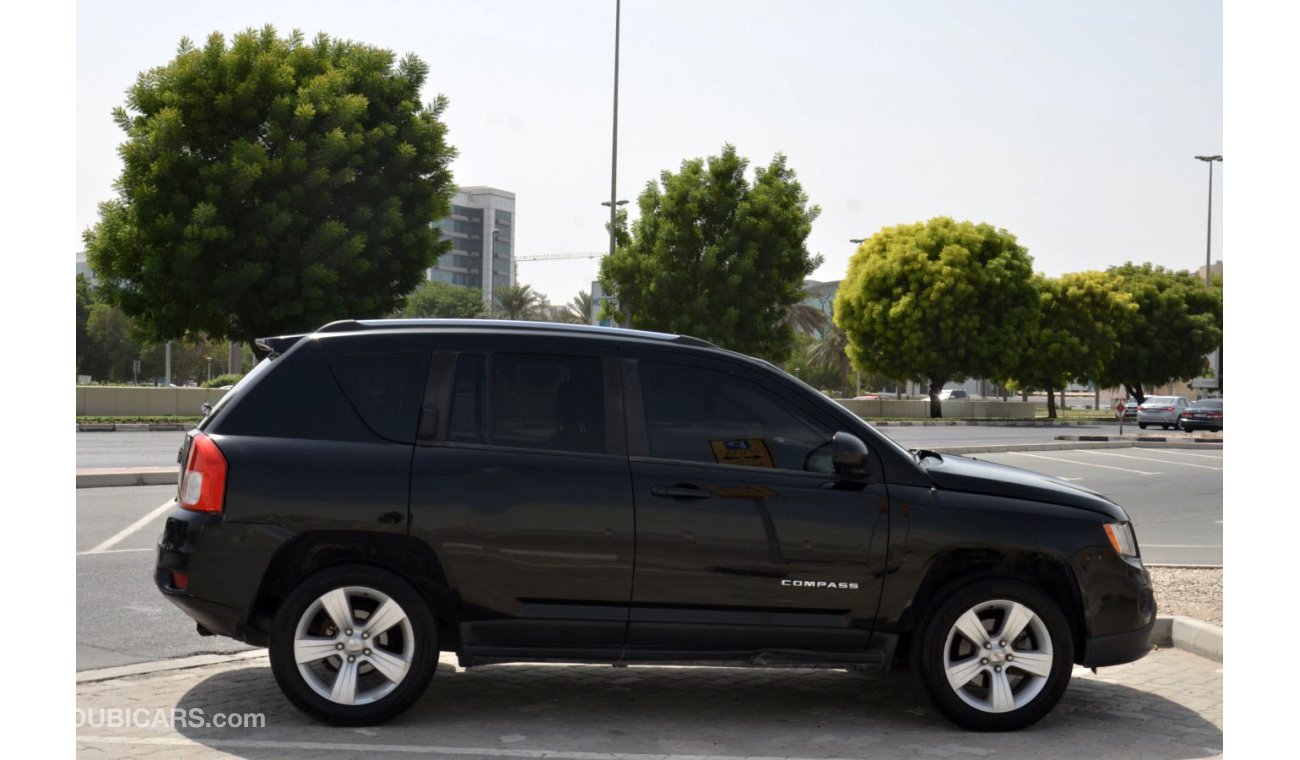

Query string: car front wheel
[269,565,437,726]
[913,579,1074,731]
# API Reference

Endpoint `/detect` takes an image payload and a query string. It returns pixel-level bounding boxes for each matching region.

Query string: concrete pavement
[75,648,1222,759]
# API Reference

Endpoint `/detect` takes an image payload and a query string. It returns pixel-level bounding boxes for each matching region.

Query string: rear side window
[329,353,431,443]
[213,340,377,442]
[446,353,605,454]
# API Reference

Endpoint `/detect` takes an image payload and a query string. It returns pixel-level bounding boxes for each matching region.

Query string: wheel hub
[343,636,365,655]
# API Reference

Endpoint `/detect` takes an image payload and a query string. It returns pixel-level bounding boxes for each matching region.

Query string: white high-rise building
[429,187,515,306]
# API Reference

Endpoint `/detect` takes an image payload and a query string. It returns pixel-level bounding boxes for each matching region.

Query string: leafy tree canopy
[401,280,485,319]
[1010,271,1137,417]
[1094,263,1222,401]
[493,283,544,320]
[599,144,822,361]
[834,217,1039,417]
[84,26,457,355]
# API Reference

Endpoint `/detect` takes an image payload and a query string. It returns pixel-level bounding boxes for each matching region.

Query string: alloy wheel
[942,599,1054,714]
[293,586,415,705]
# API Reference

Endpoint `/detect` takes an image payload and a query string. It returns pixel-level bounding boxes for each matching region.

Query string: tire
[1138,423,1147,430]
[912,579,1074,731]
[269,565,438,726]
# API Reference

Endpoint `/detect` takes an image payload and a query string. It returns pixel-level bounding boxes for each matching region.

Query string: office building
[430,187,515,306]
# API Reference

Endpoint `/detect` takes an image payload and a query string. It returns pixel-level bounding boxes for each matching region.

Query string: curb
[1154,615,1223,663]
[76,467,177,489]
[76,616,1222,683]
[1055,434,1223,445]
[930,440,1222,455]
[868,420,1108,427]
[76,650,266,684]
[77,423,194,432]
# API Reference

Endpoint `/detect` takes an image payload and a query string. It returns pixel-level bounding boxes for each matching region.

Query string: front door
[623,356,888,656]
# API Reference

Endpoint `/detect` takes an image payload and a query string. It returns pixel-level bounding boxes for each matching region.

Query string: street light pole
[1194,155,1222,285]
[1194,154,1223,396]
[608,0,621,263]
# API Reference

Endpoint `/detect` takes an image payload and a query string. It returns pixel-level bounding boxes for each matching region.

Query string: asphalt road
[76,442,1219,671]
[76,485,255,671]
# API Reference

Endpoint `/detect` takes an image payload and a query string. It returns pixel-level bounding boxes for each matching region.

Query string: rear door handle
[651,484,713,500]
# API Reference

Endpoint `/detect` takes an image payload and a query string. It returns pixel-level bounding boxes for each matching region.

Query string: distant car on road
[1137,396,1189,430]
[1120,399,1138,419]
[1179,398,1223,432]
[938,388,969,401]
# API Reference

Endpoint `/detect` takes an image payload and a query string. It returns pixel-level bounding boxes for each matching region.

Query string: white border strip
[85,500,174,554]
[75,735,864,760]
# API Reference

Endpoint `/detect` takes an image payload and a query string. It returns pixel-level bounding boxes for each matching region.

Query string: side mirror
[831,431,870,480]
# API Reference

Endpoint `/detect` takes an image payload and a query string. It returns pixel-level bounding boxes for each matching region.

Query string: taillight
[180,432,227,513]
[1207,412,1222,418]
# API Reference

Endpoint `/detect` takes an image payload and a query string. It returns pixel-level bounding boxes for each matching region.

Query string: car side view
[155,319,1155,731]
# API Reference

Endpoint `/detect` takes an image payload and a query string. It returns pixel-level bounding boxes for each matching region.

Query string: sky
[76,0,1223,307]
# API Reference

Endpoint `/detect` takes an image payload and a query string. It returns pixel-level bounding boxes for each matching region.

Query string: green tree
[84,26,457,357]
[781,300,830,336]
[76,275,98,377]
[834,217,1039,418]
[493,283,543,320]
[598,144,822,361]
[808,324,852,393]
[84,303,141,382]
[1094,263,1222,403]
[401,280,485,319]
[1010,272,1137,418]
[566,290,595,324]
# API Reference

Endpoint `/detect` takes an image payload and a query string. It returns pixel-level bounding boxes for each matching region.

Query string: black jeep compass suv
[155,319,1155,731]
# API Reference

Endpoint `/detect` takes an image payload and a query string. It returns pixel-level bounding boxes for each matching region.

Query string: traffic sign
[1115,400,1126,417]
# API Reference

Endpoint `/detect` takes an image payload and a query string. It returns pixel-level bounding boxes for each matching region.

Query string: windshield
[195,355,276,430]
[1191,399,1223,409]
[1144,397,1178,404]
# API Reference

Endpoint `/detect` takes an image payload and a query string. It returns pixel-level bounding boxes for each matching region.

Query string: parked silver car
[1137,396,1190,429]
[1179,398,1224,432]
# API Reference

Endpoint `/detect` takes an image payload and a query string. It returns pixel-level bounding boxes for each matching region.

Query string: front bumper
[1081,615,1156,667]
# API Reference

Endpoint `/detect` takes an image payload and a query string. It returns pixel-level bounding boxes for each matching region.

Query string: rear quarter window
[329,353,431,443]
[211,339,379,442]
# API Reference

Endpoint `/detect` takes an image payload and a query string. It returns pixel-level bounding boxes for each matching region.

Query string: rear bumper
[154,504,288,646]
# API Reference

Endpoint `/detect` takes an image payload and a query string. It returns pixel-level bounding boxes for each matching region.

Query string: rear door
[408,339,634,656]
[622,354,889,657]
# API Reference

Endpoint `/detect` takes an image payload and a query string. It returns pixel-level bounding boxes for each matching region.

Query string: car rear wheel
[269,565,437,726]
[913,579,1073,731]
[1138,423,1147,429]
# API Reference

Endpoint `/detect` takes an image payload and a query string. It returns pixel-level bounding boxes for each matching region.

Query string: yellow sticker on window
[709,438,775,468]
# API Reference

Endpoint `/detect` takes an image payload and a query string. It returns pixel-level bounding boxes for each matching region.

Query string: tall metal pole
[608,0,621,262]
[1204,159,1213,285]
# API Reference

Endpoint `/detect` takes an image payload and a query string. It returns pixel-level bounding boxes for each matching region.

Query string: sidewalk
[76,648,1222,759]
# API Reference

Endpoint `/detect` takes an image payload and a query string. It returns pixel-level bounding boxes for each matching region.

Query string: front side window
[639,361,833,473]
[446,353,605,454]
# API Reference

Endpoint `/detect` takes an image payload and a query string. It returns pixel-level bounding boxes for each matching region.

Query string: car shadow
[171,660,1221,758]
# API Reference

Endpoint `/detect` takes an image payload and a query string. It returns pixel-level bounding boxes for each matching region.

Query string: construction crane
[512,252,603,283]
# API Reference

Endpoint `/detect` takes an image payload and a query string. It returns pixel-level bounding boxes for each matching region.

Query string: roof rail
[311,318,717,348]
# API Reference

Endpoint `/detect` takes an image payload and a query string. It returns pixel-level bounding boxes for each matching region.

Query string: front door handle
[651,484,713,500]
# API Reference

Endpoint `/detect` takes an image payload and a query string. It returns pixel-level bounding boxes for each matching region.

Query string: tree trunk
[1124,383,1146,405]
[929,377,943,419]
[1046,383,1057,419]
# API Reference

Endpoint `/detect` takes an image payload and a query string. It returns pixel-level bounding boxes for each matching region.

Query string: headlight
[1103,522,1139,558]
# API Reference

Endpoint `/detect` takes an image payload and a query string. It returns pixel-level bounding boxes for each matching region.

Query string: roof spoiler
[254,333,307,358]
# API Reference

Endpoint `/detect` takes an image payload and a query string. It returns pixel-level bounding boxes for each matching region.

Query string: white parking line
[1140,448,1223,460]
[1007,452,1162,475]
[76,547,154,557]
[85,499,174,554]
[1143,544,1222,549]
[76,735,866,760]
[1079,450,1222,471]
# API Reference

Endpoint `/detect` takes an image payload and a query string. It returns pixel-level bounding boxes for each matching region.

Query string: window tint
[329,353,430,443]
[213,340,376,442]
[446,353,605,454]
[494,354,604,453]
[639,361,833,473]
[448,353,487,444]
